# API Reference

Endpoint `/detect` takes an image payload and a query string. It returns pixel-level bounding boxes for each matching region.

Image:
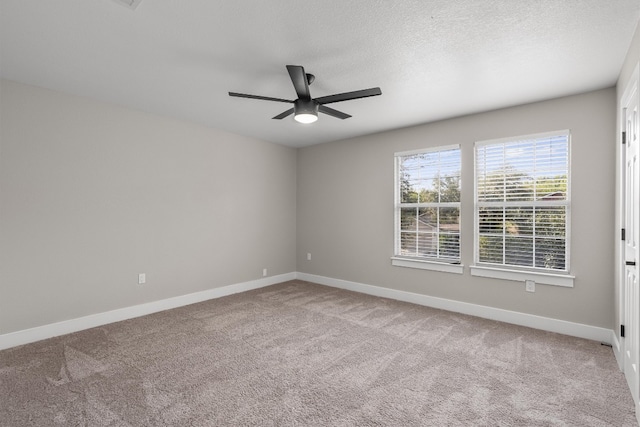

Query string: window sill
[391,257,464,274]
[469,265,574,287]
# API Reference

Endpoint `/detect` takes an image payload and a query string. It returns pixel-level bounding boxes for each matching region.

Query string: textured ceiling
[1,1,639,148]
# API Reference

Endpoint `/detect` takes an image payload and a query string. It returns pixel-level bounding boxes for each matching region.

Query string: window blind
[475,131,570,271]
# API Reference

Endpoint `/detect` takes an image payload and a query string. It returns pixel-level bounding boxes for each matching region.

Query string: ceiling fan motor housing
[293,99,318,116]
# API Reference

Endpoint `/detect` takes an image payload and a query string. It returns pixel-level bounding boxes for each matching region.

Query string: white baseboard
[0,271,615,351]
[0,272,296,351]
[296,272,614,344]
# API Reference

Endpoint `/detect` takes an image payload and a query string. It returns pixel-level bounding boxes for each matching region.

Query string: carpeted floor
[0,280,636,426]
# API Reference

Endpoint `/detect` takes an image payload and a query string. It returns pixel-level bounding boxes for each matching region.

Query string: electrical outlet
[307,253,311,261]
[525,280,535,293]
[263,268,267,277]
[138,273,146,284]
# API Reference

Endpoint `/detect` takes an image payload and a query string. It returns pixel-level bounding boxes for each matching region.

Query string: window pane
[535,207,566,236]
[505,141,535,187]
[504,171,533,202]
[439,207,459,229]
[417,207,436,229]
[400,232,417,256]
[439,234,460,259]
[417,232,437,258]
[535,238,566,270]
[440,207,460,259]
[400,177,419,203]
[400,208,417,231]
[418,179,438,203]
[479,208,504,234]
[535,176,567,199]
[479,235,503,264]
[505,207,533,236]
[478,173,505,202]
[505,236,533,267]
[439,175,461,202]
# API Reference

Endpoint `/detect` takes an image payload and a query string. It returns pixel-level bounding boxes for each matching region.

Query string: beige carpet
[0,280,636,426]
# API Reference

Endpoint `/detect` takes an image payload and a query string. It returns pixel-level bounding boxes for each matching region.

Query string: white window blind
[475,131,570,272]
[395,145,461,262]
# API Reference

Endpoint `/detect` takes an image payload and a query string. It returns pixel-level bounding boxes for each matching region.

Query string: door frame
[617,61,640,422]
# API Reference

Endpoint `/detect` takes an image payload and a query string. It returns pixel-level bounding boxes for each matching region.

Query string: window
[472,130,572,286]
[392,145,462,273]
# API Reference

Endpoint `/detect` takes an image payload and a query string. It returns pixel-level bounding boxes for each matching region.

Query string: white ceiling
[1,1,639,148]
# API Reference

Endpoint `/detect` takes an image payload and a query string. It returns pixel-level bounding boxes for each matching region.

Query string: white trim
[613,332,624,370]
[390,256,464,274]
[473,130,572,275]
[296,272,608,343]
[394,145,462,263]
[619,62,640,423]
[394,144,461,157]
[618,63,639,346]
[399,202,460,208]
[469,265,574,287]
[621,63,639,108]
[0,272,295,351]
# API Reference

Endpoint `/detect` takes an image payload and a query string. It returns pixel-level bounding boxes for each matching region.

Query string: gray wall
[0,79,297,334]
[297,88,616,329]
[0,74,626,335]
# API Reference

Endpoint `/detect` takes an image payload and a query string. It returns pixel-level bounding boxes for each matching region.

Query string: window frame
[392,144,463,274]
[471,130,574,287]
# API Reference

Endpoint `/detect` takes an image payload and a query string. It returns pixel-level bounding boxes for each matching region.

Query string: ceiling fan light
[293,99,319,124]
[294,113,318,124]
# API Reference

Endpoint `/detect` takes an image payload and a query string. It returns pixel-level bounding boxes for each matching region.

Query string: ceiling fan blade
[315,87,382,105]
[229,92,293,103]
[319,105,351,120]
[272,108,294,119]
[286,65,311,100]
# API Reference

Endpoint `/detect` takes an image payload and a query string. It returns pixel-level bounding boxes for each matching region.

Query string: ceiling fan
[229,65,382,124]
